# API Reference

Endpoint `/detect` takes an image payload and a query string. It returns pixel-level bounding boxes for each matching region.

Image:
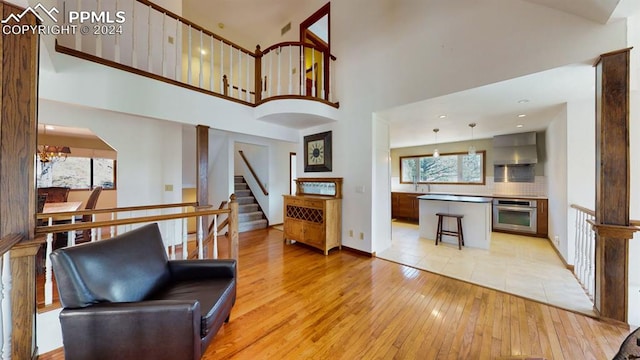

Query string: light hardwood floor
[40,228,630,359]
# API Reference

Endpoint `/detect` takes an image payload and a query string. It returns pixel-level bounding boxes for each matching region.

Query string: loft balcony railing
[53,0,338,107]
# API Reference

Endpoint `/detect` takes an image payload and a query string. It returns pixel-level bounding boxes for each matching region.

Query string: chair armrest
[168,259,236,281]
[60,300,202,359]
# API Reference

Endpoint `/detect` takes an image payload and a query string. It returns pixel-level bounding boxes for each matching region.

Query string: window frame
[399,150,486,185]
[38,157,118,191]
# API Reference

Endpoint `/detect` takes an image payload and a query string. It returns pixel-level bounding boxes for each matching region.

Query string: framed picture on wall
[304,131,332,172]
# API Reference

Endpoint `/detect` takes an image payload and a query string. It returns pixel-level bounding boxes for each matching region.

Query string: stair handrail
[238,150,268,196]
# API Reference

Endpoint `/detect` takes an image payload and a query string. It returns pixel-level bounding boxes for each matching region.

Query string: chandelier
[37,145,71,163]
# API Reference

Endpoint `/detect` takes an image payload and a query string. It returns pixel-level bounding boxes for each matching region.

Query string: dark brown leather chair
[50,223,236,360]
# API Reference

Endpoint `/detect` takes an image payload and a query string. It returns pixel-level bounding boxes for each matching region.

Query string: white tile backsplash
[391,176,547,197]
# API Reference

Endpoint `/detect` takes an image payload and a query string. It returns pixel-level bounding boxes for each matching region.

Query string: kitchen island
[417,194,493,249]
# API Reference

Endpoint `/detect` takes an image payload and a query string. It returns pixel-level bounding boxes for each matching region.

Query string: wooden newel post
[592,47,639,323]
[254,45,263,103]
[228,194,239,262]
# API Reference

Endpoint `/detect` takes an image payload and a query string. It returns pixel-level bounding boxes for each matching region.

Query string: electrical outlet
[554,235,559,245]
[349,230,353,237]
[359,232,364,240]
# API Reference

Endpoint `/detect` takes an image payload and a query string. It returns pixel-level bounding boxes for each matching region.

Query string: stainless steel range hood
[493,132,538,183]
[493,132,538,165]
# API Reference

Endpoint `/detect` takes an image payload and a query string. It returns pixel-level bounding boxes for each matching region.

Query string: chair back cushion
[51,223,171,308]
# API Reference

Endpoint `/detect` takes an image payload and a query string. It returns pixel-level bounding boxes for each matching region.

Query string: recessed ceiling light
[517,114,526,118]
[438,115,447,119]
[516,124,524,128]
[518,99,529,104]
[45,125,55,130]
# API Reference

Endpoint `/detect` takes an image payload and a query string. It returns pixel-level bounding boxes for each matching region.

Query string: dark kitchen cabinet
[391,192,424,220]
[536,199,548,238]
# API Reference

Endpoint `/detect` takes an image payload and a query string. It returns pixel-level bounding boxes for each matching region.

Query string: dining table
[42,201,83,214]
[41,201,84,248]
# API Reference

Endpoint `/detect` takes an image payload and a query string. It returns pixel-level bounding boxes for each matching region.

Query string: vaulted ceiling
[183,0,639,148]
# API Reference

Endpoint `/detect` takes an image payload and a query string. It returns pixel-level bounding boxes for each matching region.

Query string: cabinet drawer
[285,197,305,206]
[303,199,325,209]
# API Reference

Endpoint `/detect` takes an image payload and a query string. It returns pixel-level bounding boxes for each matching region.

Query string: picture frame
[304,131,332,172]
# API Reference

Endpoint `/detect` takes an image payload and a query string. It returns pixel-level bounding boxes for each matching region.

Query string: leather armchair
[51,223,236,360]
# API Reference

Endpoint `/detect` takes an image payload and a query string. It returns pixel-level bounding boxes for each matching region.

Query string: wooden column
[196,125,209,206]
[592,48,639,323]
[10,242,40,359]
[0,1,40,358]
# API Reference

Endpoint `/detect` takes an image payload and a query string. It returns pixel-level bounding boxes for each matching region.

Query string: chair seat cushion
[149,278,236,337]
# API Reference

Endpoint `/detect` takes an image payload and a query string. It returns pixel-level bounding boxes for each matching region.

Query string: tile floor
[377,220,596,316]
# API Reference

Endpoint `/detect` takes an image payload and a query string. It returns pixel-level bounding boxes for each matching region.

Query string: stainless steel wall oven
[492,198,537,234]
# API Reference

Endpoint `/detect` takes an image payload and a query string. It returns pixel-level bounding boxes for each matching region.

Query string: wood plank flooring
[40,228,631,359]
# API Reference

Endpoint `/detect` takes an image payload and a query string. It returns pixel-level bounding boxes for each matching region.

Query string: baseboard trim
[341,245,374,257]
[546,237,573,270]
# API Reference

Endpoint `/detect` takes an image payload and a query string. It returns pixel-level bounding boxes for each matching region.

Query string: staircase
[234,176,268,232]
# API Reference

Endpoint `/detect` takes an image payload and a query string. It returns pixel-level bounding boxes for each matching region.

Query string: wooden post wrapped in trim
[254,45,262,103]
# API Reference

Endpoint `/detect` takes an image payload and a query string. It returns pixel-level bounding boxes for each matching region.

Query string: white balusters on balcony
[571,204,596,301]
[55,0,338,106]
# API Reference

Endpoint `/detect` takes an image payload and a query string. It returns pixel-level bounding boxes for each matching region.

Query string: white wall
[372,114,391,253]
[38,53,299,143]
[182,125,197,187]
[545,105,568,261]
[629,88,640,326]
[565,99,596,265]
[153,0,182,15]
[38,100,182,207]
[626,11,640,325]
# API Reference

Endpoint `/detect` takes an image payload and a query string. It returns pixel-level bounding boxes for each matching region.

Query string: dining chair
[75,186,103,244]
[37,187,70,203]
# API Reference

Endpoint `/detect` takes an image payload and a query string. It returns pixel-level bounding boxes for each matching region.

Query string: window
[400,151,485,185]
[37,157,116,190]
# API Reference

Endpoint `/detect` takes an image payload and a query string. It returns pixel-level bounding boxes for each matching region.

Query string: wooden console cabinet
[283,178,342,255]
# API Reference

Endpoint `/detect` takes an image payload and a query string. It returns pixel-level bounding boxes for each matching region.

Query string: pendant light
[433,128,440,158]
[468,123,476,155]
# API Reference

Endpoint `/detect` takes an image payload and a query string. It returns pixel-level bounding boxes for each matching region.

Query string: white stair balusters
[572,206,595,301]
